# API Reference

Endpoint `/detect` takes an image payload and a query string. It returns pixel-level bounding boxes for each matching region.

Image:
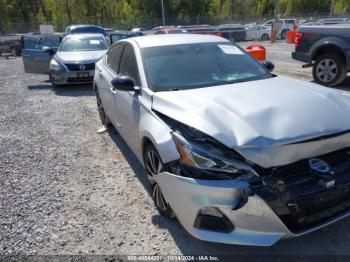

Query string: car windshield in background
[59,36,108,52]
[142,42,271,91]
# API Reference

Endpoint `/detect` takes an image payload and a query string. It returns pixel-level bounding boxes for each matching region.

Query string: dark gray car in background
[292,24,350,86]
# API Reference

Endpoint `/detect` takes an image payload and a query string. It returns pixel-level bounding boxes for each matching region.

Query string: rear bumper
[49,69,95,85]
[155,172,350,246]
[292,51,311,63]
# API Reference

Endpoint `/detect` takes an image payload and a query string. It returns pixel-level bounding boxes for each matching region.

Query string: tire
[143,143,173,217]
[95,87,111,126]
[260,34,270,41]
[312,53,347,87]
[228,35,235,42]
[281,29,288,39]
[49,73,58,87]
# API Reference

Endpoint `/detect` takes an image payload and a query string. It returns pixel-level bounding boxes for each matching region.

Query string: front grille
[67,77,94,83]
[298,187,350,215]
[258,148,350,233]
[65,63,95,71]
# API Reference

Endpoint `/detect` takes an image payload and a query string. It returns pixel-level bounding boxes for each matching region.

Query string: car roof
[69,24,100,29]
[124,34,229,48]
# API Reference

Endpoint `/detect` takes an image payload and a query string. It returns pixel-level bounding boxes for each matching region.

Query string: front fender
[138,109,179,165]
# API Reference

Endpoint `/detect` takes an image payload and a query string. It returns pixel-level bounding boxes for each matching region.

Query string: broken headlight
[172,131,259,180]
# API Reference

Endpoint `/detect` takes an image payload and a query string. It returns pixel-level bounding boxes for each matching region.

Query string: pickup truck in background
[292,24,350,86]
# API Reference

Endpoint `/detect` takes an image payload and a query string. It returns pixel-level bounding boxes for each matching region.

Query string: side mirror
[42,46,54,55]
[111,76,136,92]
[262,60,275,72]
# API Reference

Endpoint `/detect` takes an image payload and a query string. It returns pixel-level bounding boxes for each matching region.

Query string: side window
[119,45,140,85]
[107,44,124,73]
[22,37,42,50]
[110,34,127,44]
[41,36,61,48]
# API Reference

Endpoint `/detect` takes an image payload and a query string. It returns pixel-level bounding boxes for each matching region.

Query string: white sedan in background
[245,24,270,41]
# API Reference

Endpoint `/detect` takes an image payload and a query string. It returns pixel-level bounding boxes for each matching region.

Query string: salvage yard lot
[1,42,350,256]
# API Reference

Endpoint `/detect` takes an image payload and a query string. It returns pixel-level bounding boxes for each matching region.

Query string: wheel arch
[139,113,180,166]
[311,44,346,64]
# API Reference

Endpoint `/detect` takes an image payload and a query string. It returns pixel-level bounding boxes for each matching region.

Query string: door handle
[98,70,105,80]
[22,54,30,57]
[110,87,117,94]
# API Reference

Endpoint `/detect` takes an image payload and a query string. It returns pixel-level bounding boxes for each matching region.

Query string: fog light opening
[194,207,234,233]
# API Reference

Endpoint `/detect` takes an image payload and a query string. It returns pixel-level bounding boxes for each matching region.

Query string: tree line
[1,0,350,33]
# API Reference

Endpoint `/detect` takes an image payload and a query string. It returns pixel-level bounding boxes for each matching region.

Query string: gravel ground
[1,43,350,257]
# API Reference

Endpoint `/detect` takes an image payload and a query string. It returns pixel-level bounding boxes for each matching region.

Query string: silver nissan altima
[94,34,350,246]
[49,33,109,85]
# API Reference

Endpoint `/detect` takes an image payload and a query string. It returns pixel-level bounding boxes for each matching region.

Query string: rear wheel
[260,34,270,41]
[312,53,347,87]
[95,87,111,126]
[144,143,173,217]
[281,29,288,39]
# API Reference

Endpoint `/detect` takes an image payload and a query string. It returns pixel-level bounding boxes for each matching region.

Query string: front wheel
[312,53,347,87]
[49,73,58,87]
[144,143,173,217]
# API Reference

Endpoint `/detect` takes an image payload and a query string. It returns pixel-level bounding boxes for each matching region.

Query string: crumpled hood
[152,76,350,167]
[55,50,107,63]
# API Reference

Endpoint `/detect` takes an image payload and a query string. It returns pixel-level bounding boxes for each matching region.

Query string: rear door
[98,43,125,125]
[21,35,61,74]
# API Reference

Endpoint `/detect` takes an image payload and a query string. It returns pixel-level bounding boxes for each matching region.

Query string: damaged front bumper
[155,168,350,246]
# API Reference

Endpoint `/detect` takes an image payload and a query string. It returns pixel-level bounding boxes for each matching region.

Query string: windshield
[142,42,271,91]
[59,36,108,52]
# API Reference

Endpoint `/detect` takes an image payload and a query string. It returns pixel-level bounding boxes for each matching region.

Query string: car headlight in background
[49,59,62,71]
[171,131,259,181]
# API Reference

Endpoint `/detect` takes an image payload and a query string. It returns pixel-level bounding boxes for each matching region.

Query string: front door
[113,44,142,154]
[21,35,61,74]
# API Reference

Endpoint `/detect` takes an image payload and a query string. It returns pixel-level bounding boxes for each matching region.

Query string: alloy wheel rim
[316,58,337,83]
[145,149,167,211]
[152,183,167,211]
[145,149,161,178]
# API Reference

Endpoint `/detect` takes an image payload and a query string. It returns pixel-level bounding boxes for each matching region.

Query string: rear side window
[285,20,295,24]
[107,44,124,72]
[119,45,140,85]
